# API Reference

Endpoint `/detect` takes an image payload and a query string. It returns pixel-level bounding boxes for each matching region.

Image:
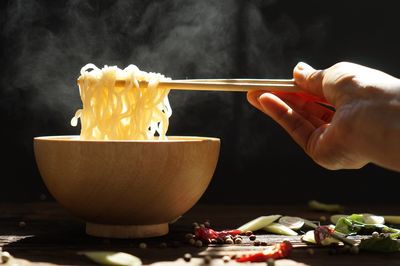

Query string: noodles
[71,64,172,140]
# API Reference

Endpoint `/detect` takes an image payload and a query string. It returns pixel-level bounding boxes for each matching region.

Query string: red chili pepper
[194,227,242,243]
[195,227,219,242]
[236,241,293,262]
[314,226,334,245]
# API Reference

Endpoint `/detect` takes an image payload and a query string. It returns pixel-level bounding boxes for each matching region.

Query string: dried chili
[194,227,242,243]
[236,241,293,262]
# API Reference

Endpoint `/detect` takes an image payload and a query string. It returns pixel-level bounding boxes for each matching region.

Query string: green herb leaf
[359,237,400,253]
[335,214,399,237]
[308,200,344,212]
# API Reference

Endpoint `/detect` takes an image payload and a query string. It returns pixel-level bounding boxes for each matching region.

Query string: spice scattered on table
[183,253,192,262]
[236,241,293,262]
[222,255,230,263]
[203,255,212,264]
[192,222,242,245]
[1,249,12,264]
[18,221,26,228]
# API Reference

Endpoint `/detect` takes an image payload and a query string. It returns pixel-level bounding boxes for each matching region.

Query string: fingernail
[295,62,314,82]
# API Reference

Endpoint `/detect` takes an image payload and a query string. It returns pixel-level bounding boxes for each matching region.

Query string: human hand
[247,62,400,171]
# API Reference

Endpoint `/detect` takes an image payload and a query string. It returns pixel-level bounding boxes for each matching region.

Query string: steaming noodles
[71,64,172,140]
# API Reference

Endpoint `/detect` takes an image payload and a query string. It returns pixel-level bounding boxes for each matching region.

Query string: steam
[0,0,326,201]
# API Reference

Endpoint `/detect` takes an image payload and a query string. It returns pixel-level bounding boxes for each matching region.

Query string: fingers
[273,92,335,123]
[255,92,317,150]
[247,91,334,124]
[293,62,326,98]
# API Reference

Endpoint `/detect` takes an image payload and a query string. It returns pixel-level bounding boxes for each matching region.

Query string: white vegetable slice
[237,215,281,232]
[302,230,316,244]
[81,251,142,266]
[363,214,385,225]
[278,216,304,230]
[263,222,298,236]
[301,230,340,245]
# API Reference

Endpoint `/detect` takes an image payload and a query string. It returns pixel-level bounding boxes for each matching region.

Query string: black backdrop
[1,0,399,203]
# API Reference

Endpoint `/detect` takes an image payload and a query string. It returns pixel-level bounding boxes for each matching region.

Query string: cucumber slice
[263,222,298,236]
[237,215,281,232]
[81,251,142,266]
[279,216,304,230]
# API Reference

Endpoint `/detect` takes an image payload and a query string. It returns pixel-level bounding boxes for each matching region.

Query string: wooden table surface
[1,202,399,266]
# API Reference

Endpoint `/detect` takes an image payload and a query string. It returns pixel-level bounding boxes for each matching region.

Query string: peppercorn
[249,234,256,241]
[204,221,211,228]
[319,216,327,222]
[350,246,359,255]
[307,248,315,255]
[253,240,260,246]
[139,242,147,249]
[371,231,379,238]
[159,242,167,248]
[260,241,268,246]
[200,224,206,228]
[188,238,196,245]
[185,233,194,240]
[39,193,47,201]
[222,255,230,263]
[225,238,234,245]
[267,258,275,266]
[216,237,224,244]
[342,245,351,253]
[18,221,26,228]
[1,251,11,264]
[329,248,337,255]
[210,239,218,244]
[192,222,199,228]
[245,230,253,236]
[171,241,181,248]
[203,255,212,264]
[234,237,243,244]
[183,253,192,262]
[195,240,203,248]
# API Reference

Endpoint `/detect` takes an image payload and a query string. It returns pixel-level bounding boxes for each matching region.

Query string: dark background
[0,0,399,204]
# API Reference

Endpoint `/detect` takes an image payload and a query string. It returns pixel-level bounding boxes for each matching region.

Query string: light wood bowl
[34,136,220,238]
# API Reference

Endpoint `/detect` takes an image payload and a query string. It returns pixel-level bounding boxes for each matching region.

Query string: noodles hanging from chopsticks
[71,64,172,140]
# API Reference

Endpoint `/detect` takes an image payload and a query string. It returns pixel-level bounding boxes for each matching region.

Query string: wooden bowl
[34,136,220,238]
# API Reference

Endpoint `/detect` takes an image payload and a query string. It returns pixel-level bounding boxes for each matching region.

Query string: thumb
[293,62,325,98]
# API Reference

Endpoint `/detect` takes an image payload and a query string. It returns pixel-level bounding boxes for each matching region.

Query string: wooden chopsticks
[148,79,298,92]
[78,78,299,92]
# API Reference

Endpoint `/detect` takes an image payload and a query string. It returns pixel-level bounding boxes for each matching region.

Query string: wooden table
[1,202,399,265]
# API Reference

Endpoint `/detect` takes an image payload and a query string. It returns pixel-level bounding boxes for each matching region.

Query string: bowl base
[86,222,169,238]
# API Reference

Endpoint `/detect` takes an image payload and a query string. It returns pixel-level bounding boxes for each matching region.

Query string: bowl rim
[34,135,220,143]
